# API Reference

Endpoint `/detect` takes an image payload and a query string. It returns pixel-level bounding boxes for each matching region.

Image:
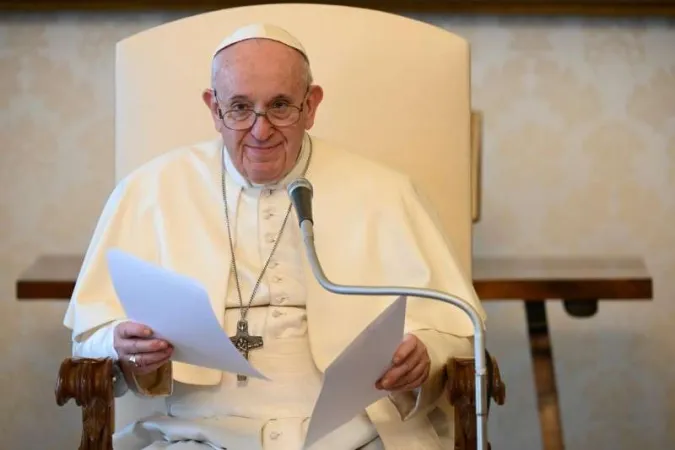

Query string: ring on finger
[128,354,139,366]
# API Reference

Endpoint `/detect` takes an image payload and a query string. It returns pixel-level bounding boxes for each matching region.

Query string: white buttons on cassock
[271,309,283,318]
[273,275,282,283]
[266,233,276,243]
[262,205,275,220]
[268,260,278,269]
[269,430,281,439]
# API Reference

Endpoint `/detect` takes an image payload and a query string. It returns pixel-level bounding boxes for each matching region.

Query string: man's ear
[202,88,222,131]
[303,84,324,130]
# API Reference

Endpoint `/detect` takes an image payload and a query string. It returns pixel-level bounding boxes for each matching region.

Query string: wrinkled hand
[114,321,173,375]
[376,333,430,392]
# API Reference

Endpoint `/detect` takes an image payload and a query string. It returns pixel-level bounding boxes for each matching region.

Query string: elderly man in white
[64,23,486,450]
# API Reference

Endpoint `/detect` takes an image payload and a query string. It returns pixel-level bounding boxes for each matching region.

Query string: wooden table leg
[525,301,564,450]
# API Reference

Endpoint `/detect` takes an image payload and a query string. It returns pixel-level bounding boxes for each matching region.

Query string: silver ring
[128,354,138,366]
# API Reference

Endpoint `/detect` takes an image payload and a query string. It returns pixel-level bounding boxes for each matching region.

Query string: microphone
[287,178,314,226]
[287,177,489,450]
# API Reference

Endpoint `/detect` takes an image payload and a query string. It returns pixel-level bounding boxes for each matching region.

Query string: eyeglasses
[214,89,307,131]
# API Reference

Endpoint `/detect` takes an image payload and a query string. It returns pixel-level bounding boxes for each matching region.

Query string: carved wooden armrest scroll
[447,354,506,450]
[56,357,115,450]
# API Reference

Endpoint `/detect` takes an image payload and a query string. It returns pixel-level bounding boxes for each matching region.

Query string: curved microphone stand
[287,178,488,450]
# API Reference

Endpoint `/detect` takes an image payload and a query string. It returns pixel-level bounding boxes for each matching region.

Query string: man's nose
[250,113,274,140]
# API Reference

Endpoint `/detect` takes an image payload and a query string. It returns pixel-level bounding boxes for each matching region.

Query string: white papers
[304,295,407,448]
[106,248,267,380]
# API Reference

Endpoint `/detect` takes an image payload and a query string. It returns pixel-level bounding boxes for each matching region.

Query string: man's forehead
[215,55,304,101]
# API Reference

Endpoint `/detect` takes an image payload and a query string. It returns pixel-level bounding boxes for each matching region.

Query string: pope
[64,22,486,450]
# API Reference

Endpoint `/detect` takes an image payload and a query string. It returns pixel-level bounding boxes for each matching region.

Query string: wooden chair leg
[56,357,115,450]
[448,354,506,450]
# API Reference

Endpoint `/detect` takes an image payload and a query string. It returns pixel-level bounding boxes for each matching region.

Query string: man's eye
[231,103,250,111]
[272,101,289,109]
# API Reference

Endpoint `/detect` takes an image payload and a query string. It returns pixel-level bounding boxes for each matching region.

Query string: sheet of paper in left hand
[303,295,407,448]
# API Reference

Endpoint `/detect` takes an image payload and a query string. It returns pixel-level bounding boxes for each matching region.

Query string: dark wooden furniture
[16,254,82,300]
[17,254,652,449]
[474,256,652,450]
[56,358,115,450]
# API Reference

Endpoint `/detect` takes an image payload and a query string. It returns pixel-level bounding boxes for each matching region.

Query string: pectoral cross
[230,319,263,381]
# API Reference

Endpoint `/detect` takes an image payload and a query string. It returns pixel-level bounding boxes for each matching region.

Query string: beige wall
[1,11,673,450]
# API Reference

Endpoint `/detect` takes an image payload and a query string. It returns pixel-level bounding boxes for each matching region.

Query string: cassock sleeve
[386,178,486,420]
[63,175,173,397]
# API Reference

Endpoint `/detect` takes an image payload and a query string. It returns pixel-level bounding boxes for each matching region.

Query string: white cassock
[64,132,487,450]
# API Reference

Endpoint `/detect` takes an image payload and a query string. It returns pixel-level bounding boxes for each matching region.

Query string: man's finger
[391,364,430,392]
[124,348,173,372]
[137,348,173,367]
[117,322,153,339]
[387,358,428,390]
[392,334,417,365]
[118,338,169,355]
[379,361,413,389]
[132,354,172,375]
[379,351,421,389]
[377,341,427,389]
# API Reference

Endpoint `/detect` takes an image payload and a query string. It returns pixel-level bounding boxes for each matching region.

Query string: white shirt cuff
[71,319,128,360]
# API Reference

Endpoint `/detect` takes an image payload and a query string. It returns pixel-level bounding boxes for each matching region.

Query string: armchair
[57,4,505,449]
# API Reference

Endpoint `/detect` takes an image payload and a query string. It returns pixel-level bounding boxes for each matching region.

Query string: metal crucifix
[230,319,263,381]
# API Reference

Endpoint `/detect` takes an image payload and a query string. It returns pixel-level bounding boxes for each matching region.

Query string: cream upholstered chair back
[114,2,472,432]
[115,3,473,273]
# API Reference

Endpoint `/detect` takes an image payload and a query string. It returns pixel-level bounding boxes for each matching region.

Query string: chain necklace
[221,137,312,381]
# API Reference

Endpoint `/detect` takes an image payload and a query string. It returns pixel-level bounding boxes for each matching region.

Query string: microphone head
[287,178,314,225]
[287,177,313,197]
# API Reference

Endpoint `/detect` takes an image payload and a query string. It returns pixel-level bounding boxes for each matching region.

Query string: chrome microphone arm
[289,197,488,450]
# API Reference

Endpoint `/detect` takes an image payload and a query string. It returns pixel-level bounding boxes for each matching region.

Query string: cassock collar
[222,133,312,191]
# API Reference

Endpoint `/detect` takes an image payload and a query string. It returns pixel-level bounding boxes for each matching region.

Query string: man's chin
[247,170,284,186]
[244,162,286,185]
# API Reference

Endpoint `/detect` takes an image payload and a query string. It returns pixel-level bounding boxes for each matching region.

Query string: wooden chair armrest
[447,353,506,450]
[55,354,506,450]
[56,357,115,450]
